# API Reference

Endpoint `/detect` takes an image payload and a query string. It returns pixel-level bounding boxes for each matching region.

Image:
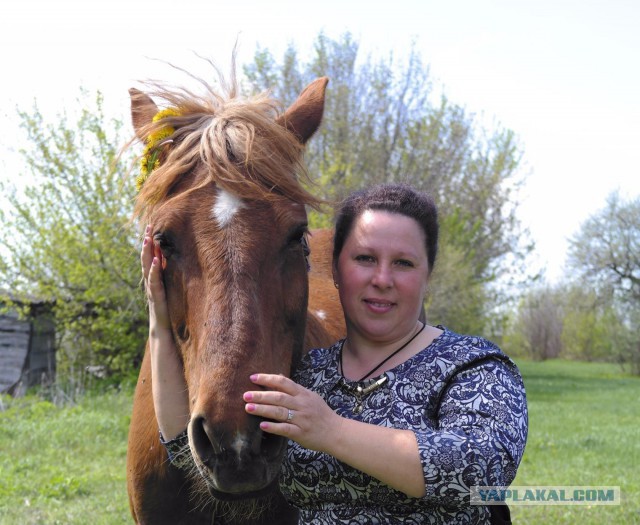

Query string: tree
[0,90,146,381]
[506,277,638,372]
[244,33,533,334]
[509,286,564,360]
[567,192,640,373]
[561,286,621,362]
[568,191,640,300]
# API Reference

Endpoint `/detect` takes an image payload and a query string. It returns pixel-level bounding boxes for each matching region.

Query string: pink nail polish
[246,403,256,412]
[244,392,253,401]
[250,374,258,382]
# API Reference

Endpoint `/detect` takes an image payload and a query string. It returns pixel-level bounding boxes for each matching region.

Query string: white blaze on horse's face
[231,433,248,460]
[212,188,244,228]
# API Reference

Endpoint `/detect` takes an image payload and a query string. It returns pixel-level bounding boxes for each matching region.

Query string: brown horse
[126,73,344,524]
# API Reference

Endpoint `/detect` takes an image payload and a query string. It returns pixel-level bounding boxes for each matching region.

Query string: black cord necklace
[339,322,426,414]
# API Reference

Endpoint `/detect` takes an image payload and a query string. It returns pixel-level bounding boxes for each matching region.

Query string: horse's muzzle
[190,415,287,496]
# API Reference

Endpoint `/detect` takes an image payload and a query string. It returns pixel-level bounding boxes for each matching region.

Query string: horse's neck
[304,310,337,352]
[304,228,345,352]
[307,228,334,278]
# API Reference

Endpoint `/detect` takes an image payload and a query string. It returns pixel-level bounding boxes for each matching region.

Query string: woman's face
[334,209,430,345]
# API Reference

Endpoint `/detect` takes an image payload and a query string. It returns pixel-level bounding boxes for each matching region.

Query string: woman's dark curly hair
[333,183,439,274]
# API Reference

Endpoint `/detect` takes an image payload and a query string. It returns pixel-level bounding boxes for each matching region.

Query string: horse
[125,72,345,524]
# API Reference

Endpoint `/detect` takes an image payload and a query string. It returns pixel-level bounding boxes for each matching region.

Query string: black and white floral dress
[279,327,528,524]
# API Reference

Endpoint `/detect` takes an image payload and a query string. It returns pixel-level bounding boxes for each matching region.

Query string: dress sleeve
[159,429,194,471]
[415,358,528,506]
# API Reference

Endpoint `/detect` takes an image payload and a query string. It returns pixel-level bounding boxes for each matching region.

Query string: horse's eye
[286,227,310,271]
[300,234,310,257]
[153,232,175,258]
[287,227,309,251]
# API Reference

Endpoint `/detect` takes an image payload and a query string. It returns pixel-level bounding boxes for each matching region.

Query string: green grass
[510,359,640,524]
[0,360,638,524]
[0,389,132,524]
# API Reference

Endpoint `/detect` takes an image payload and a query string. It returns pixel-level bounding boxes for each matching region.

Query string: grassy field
[0,388,132,524]
[0,360,638,524]
[510,360,639,524]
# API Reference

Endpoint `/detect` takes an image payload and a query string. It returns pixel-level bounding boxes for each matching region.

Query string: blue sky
[2,0,639,282]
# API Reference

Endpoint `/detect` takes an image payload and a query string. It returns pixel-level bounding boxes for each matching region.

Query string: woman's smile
[363,298,396,313]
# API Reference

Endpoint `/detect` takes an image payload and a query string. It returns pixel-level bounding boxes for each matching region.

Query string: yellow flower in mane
[136,108,181,192]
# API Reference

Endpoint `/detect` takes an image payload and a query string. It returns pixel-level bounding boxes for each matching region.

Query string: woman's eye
[355,255,375,263]
[396,259,414,267]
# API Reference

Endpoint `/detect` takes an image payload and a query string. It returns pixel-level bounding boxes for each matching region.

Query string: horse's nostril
[190,415,219,466]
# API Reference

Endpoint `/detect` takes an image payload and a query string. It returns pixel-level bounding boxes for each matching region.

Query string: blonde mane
[131,72,323,222]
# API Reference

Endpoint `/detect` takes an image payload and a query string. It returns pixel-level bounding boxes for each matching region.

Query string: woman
[142,183,528,523]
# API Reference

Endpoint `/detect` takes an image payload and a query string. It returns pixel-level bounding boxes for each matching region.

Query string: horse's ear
[278,77,329,144]
[129,88,158,140]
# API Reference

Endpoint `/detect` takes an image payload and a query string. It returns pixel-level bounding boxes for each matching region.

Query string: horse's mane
[131,66,324,222]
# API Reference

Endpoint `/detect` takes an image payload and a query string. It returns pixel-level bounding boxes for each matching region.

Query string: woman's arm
[244,358,527,501]
[417,360,528,503]
[141,226,190,441]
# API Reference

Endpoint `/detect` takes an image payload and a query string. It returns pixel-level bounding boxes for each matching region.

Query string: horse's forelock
[133,80,324,224]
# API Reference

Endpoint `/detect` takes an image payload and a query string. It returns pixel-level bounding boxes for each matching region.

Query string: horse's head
[130,75,327,499]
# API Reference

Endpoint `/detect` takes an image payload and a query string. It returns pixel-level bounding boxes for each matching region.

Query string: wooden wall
[0,301,55,395]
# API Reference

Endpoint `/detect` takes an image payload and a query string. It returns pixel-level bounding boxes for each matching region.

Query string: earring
[333,281,339,289]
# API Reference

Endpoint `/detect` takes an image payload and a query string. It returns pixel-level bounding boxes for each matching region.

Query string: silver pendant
[348,376,388,415]
[353,386,365,414]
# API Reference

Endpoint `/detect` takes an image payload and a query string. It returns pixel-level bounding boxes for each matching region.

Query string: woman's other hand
[142,225,190,440]
[244,374,342,453]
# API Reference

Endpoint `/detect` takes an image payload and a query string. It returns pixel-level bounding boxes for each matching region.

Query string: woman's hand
[244,372,426,498]
[243,374,344,453]
[142,225,190,441]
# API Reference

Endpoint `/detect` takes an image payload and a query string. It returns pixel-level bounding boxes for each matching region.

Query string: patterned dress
[278,327,528,524]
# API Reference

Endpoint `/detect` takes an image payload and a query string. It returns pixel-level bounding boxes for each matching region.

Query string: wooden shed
[0,292,56,396]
